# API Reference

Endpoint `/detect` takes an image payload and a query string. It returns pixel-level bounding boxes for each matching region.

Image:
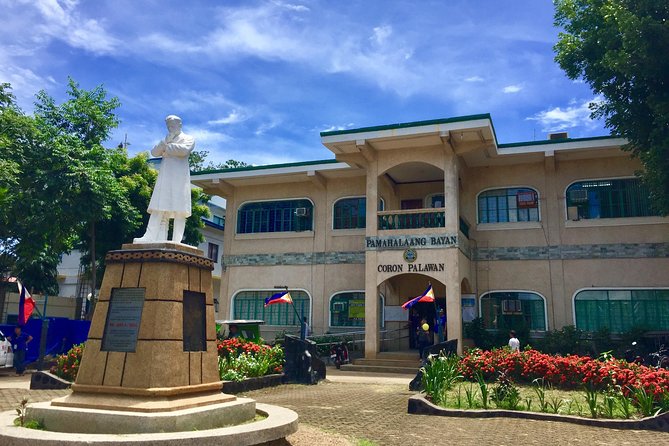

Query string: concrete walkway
[1,369,668,445]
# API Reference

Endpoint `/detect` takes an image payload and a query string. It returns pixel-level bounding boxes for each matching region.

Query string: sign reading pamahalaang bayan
[365,234,458,251]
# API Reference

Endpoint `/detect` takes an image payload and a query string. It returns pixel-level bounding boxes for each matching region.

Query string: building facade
[192,114,669,357]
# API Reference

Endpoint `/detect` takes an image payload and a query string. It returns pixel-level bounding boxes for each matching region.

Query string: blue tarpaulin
[0,318,91,365]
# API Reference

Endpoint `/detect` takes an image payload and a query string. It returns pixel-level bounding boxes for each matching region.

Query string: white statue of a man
[134,115,195,244]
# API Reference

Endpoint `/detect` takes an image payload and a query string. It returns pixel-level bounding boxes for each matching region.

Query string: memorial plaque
[102,288,146,352]
[183,291,206,351]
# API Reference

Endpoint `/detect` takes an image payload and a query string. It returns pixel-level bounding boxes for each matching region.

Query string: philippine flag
[264,291,293,307]
[8,277,36,326]
[401,284,435,309]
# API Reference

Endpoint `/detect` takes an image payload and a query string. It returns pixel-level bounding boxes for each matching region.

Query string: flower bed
[50,343,84,382]
[217,338,285,382]
[460,348,669,398]
[420,348,669,420]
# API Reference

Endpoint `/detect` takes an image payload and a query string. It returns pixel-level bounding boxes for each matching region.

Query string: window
[329,292,385,327]
[237,199,313,234]
[566,178,656,220]
[232,290,310,326]
[212,215,225,227]
[333,197,366,229]
[478,188,539,223]
[480,291,546,331]
[426,194,445,208]
[207,243,219,263]
[332,197,385,230]
[574,289,669,333]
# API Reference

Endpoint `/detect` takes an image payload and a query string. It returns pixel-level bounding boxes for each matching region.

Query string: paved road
[1,371,668,445]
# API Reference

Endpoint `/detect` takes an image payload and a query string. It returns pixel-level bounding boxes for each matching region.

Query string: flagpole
[274,286,306,340]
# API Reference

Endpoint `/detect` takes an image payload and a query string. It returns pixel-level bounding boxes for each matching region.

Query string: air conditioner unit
[568,189,588,203]
[502,299,523,315]
[295,207,309,217]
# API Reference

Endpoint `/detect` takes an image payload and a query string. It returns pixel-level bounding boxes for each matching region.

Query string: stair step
[353,358,420,368]
[377,352,420,361]
[339,364,418,374]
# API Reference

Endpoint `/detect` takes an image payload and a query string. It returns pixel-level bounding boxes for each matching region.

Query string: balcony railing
[377,208,445,230]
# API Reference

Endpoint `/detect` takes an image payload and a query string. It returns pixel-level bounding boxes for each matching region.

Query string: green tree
[190,149,250,172]
[554,0,669,214]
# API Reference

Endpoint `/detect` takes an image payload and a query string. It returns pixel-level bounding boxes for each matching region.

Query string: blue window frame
[478,188,539,223]
[333,197,366,229]
[237,199,313,234]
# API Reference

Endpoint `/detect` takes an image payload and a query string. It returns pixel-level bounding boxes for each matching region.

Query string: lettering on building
[378,263,445,273]
[365,234,458,251]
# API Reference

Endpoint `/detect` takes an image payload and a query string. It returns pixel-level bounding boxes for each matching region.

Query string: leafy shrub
[50,343,84,382]
[217,338,284,381]
[421,353,462,405]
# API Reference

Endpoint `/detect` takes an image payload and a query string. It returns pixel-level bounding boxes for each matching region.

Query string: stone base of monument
[0,242,298,445]
[0,403,298,446]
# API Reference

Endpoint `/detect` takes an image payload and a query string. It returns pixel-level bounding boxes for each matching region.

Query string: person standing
[417,319,433,359]
[9,326,32,375]
[300,316,311,339]
[508,330,520,352]
[436,308,446,343]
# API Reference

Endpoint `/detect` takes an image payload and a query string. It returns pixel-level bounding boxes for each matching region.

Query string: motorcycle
[329,341,350,369]
[625,341,669,369]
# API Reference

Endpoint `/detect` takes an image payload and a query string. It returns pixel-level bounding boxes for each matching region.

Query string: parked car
[0,330,14,368]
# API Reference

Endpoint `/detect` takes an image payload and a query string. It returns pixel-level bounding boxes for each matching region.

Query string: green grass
[357,439,378,446]
[432,383,644,420]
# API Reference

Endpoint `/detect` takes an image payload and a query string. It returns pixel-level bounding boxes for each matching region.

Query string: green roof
[498,135,621,148]
[191,158,340,176]
[320,113,492,137]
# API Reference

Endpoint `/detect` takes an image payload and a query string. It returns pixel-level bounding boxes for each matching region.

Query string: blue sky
[0,0,606,166]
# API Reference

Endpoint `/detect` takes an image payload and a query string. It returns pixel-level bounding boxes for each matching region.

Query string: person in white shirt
[508,330,520,352]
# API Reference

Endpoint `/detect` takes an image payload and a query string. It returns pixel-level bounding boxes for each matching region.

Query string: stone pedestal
[55,242,232,413]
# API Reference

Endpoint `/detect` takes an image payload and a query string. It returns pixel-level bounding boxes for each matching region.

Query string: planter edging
[408,394,669,432]
[222,373,285,394]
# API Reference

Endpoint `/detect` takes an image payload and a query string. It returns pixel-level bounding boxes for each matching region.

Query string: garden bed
[408,393,669,431]
[222,373,285,394]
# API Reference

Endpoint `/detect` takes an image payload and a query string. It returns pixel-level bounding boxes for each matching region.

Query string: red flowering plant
[459,347,669,402]
[50,343,84,382]
[217,338,285,381]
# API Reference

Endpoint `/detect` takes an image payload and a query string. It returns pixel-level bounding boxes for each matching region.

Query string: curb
[407,394,669,432]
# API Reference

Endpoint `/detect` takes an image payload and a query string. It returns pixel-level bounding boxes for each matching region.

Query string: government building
[192,114,669,357]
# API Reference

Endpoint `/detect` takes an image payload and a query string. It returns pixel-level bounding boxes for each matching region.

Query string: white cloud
[189,128,232,146]
[208,109,249,125]
[371,25,392,45]
[320,123,355,133]
[25,0,119,54]
[527,97,603,132]
[465,76,484,82]
[502,84,522,94]
[271,1,310,12]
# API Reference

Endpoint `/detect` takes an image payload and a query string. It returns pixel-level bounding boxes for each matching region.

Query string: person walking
[8,326,32,375]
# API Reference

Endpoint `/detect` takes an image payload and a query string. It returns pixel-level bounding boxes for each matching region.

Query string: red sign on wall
[517,191,537,209]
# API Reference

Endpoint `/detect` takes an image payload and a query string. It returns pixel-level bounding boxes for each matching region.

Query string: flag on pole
[8,277,36,326]
[264,291,293,307]
[401,284,435,309]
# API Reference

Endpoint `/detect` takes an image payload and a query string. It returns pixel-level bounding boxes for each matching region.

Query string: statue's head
[165,115,182,133]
